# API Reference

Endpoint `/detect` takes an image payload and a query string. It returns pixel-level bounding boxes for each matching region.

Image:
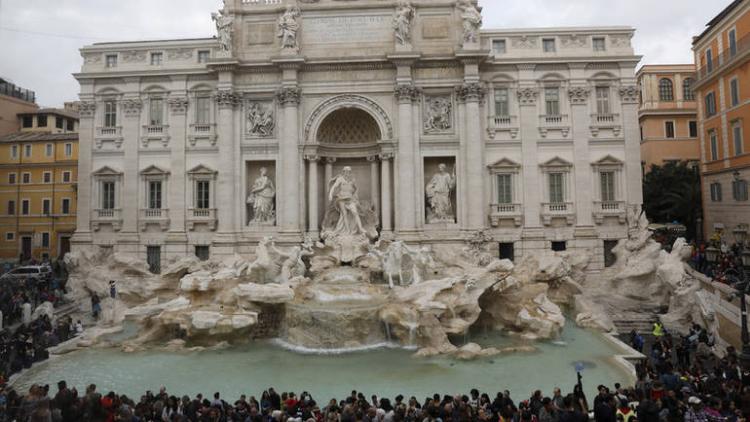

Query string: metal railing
[0,81,36,103]
[697,31,750,81]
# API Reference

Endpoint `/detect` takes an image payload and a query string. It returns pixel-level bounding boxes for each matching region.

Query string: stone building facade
[73,0,643,271]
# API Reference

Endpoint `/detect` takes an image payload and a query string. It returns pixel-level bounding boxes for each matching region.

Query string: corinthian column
[215,90,239,234]
[305,155,320,235]
[379,153,393,233]
[367,155,380,221]
[458,82,487,230]
[74,100,96,243]
[277,87,302,234]
[395,84,420,233]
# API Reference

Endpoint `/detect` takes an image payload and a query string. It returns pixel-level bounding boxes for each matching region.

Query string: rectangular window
[104,101,117,128]
[61,198,70,215]
[102,181,116,210]
[105,54,118,68]
[494,88,509,117]
[149,98,164,126]
[10,145,17,159]
[62,171,71,182]
[5,233,14,241]
[733,180,749,201]
[705,92,717,116]
[492,39,506,54]
[7,200,15,216]
[22,116,33,128]
[689,121,698,138]
[43,172,51,183]
[543,38,556,52]
[196,97,211,125]
[198,50,210,63]
[665,121,675,139]
[150,52,163,66]
[195,245,210,261]
[24,144,31,157]
[147,246,161,274]
[66,119,74,131]
[710,182,722,202]
[551,241,567,252]
[734,123,744,156]
[496,174,512,204]
[196,180,210,209]
[65,143,72,157]
[37,115,47,127]
[731,78,740,107]
[45,143,53,157]
[596,86,610,114]
[55,117,63,129]
[710,131,719,160]
[729,29,738,57]
[706,49,713,72]
[499,243,514,262]
[21,199,29,215]
[8,173,16,185]
[149,181,163,209]
[545,88,560,116]
[549,173,564,203]
[42,199,51,215]
[600,171,615,202]
[593,37,606,52]
[41,232,50,248]
[22,173,30,184]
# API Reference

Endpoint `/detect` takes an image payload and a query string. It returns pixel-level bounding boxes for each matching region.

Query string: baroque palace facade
[73,0,642,271]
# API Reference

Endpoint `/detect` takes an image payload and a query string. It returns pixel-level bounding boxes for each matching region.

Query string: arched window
[659,78,674,101]
[683,78,695,101]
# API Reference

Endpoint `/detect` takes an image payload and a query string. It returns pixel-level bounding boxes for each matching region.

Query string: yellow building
[637,64,700,171]
[0,109,78,263]
[693,0,750,239]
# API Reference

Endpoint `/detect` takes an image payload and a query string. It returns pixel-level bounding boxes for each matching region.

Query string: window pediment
[92,166,123,177]
[488,158,521,173]
[188,164,217,179]
[140,165,170,176]
[592,154,624,170]
[540,156,573,171]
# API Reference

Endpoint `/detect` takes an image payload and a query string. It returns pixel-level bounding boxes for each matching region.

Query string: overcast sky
[0,0,732,107]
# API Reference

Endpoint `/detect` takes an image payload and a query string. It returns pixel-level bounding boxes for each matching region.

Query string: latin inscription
[304,15,391,44]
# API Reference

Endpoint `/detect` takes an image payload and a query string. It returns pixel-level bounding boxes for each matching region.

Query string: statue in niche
[393,1,416,45]
[277,5,301,51]
[212,9,234,52]
[425,163,456,223]
[424,97,452,133]
[247,103,274,137]
[247,167,276,224]
[458,0,482,44]
[326,167,367,236]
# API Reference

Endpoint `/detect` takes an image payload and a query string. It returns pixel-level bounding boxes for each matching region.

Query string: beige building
[0,78,38,137]
[637,65,699,171]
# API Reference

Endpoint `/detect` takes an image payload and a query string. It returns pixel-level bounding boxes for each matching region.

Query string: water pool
[12,323,633,402]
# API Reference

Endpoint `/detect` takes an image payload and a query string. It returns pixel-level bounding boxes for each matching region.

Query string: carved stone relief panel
[423,95,453,134]
[246,101,275,138]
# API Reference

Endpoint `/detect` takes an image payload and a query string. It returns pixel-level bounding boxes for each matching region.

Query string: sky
[0,0,733,107]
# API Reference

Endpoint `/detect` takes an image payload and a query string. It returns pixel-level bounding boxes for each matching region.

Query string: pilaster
[167,93,189,243]
[619,86,644,205]
[277,86,302,235]
[568,86,594,227]
[394,83,421,234]
[517,86,542,228]
[457,82,487,230]
[73,100,96,244]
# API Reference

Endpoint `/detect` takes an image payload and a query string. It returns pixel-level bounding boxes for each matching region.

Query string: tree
[642,161,702,241]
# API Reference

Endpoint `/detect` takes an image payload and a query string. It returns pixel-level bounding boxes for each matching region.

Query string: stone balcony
[188,123,217,147]
[486,115,519,140]
[141,125,170,148]
[589,113,622,137]
[593,201,627,224]
[95,126,124,149]
[489,203,523,227]
[541,202,575,226]
[92,208,122,231]
[187,208,217,231]
[538,115,570,138]
[139,208,170,231]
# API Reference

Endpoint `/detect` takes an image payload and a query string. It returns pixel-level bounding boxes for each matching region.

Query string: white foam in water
[551,340,568,346]
[314,291,373,303]
[269,338,417,355]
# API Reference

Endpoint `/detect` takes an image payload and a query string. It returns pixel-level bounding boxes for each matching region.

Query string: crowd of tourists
[0,261,67,329]
[0,322,748,422]
[689,241,748,286]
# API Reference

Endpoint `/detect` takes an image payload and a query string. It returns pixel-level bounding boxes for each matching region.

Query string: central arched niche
[316,107,382,145]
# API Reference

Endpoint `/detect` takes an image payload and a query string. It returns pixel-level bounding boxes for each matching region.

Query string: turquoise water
[12,323,632,402]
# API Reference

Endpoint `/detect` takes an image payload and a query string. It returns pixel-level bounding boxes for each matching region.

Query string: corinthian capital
[516,87,538,106]
[456,82,487,103]
[618,85,640,104]
[168,97,190,114]
[78,101,97,119]
[276,87,301,106]
[120,99,143,118]
[394,84,421,103]
[214,91,240,108]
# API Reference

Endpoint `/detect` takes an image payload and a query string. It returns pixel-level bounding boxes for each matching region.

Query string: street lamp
[706,246,720,264]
